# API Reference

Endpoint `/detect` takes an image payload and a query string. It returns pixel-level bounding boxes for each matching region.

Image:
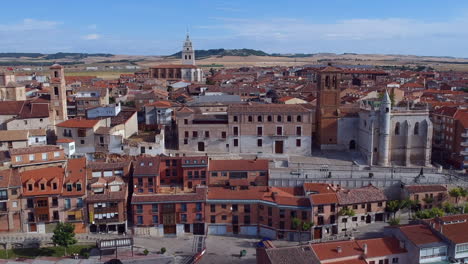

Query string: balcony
[462,133,468,138]
[461,142,468,147]
[94,207,119,214]
[94,217,120,223]
[460,151,468,156]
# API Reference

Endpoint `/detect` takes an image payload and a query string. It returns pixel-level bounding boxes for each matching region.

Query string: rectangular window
[152,204,158,213]
[287,115,292,122]
[221,131,226,138]
[192,131,198,138]
[184,131,189,138]
[196,202,202,212]
[276,126,282,136]
[232,204,238,212]
[64,199,71,209]
[29,154,34,161]
[15,156,22,162]
[0,190,7,200]
[257,127,263,136]
[211,215,216,223]
[233,116,238,122]
[210,204,216,213]
[296,126,302,136]
[296,139,301,147]
[267,115,272,122]
[136,205,143,214]
[233,127,239,136]
[244,215,251,225]
[66,184,72,192]
[77,129,86,137]
[205,131,210,138]
[233,139,238,147]
[244,204,251,213]
[77,198,83,208]
[54,152,60,158]
[257,139,262,147]
[181,203,187,212]
[211,172,218,177]
[181,214,187,222]
[392,258,399,263]
[76,183,82,191]
[137,216,143,225]
[184,119,188,125]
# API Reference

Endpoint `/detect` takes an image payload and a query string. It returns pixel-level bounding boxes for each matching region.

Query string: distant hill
[0,52,113,59]
[170,49,270,58]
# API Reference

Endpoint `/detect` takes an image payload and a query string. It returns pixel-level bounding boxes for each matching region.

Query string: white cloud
[82,33,100,40]
[88,24,97,30]
[0,18,61,31]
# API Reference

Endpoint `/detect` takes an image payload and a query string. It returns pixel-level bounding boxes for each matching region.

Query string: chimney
[362,244,368,255]
[336,246,342,253]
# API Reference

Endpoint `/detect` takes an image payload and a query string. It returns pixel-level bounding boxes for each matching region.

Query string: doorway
[349,140,356,150]
[198,142,205,152]
[366,215,372,224]
[193,223,205,235]
[314,227,322,239]
[275,141,284,154]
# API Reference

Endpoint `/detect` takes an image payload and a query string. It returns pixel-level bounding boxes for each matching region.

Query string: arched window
[185,55,187,60]
[332,76,337,89]
[325,76,330,88]
[395,122,400,135]
[257,116,262,122]
[189,55,191,60]
[414,122,419,135]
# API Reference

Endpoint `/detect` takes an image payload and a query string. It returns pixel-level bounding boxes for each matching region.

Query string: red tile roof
[311,240,361,260]
[337,185,386,205]
[63,158,87,196]
[21,166,64,196]
[9,145,62,155]
[427,214,468,244]
[356,237,407,258]
[404,185,447,193]
[208,159,269,171]
[57,118,100,128]
[399,224,442,245]
[310,193,338,205]
[133,157,160,176]
[56,138,75,143]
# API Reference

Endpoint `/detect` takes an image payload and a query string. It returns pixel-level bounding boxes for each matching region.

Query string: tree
[415,207,445,219]
[291,218,314,242]
[449,187,467,204]
[51,222,77,256]
[401,198,419,219]
[339,207,356,234]
[266,89,279,103]
[386,200,402,218]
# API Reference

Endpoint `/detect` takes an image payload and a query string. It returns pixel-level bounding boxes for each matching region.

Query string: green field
[0,244,95,259]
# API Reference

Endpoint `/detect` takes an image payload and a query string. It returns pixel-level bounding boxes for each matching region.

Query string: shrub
[160,248,166,254]
[143,249,149,256]
[388,217,400,226]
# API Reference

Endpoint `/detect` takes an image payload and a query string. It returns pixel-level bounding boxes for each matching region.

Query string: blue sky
[1,0,468,57]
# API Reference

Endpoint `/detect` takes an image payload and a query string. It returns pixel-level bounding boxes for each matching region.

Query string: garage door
[240,226,257,236]
[208,225,227,235]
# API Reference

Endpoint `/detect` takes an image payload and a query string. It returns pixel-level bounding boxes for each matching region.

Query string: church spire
[182,31,195,65]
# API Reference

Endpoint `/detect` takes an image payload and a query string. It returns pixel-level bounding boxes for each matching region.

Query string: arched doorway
[366,215,372,224]
[349,140,356,150]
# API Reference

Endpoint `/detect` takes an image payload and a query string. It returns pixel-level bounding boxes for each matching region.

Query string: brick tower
[49,64,68,123]
[315,65,342,149]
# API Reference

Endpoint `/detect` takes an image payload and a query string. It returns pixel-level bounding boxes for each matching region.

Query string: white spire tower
[182,31,195,65]
[378,90,392,166]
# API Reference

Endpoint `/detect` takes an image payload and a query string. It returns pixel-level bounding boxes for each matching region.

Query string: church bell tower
[182,33,195,65]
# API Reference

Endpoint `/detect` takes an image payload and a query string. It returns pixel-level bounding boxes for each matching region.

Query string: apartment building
[0,169,22,232]
[61,158,87,233]
[336,185,387,232]
[73,87,109,117]
[305,183,339,239]
[9,145,66,168]
[401,184,448,210]
[132,186,208,237]
[87,176,128,234]
[176,103,314,155]
[207,159,269,187]
[206,186,311,241]
[0,129,46,151]
[20,166,64,233]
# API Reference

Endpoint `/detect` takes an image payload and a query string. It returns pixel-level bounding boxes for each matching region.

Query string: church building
[315,66,433,167]
[149,33,205,83]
